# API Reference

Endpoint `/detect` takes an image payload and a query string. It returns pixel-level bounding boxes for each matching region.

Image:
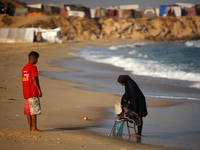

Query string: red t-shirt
[22,64,39,99]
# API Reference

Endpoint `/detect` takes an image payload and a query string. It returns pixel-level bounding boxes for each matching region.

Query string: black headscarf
[118,75,148,117]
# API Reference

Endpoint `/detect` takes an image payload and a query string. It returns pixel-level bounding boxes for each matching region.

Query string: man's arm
[32,77,42,97]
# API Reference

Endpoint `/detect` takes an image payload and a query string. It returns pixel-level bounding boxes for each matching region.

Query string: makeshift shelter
[160,5,173,16]
[155,8,160,16]
[196,5,200,16]
[0,28,62,43]
[176,3,196,16]
[14,8,28,16]
[143,7,156,18]
[59,6,68,16]
[0,28,35,43]
[24,28,36,42]
[120,9,141,18]
[183,7,196,16]
[51,6,60,15]
[95,8,107,18]
[170,6,182,17]
[27,4,43,16]
[123,9,133,18]
[108,9,119,18]
[42,4,52,15]
[0,28,9,42]
[36,27,62,43]
[0,2,16,16]
[118,4,139,10]
[0,2,6,14]
[27,4,42,12]
[66,5,90,18]
[90,8,97,18]
[132,9,142,18]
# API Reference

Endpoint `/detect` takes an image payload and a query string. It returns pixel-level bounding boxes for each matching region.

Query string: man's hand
[38,89,42,97]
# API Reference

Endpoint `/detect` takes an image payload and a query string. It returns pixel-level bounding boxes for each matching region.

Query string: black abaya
[118,75,148,117]
[118,75,148,135]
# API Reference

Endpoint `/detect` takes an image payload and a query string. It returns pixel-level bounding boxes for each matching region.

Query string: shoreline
[0,39,182,150]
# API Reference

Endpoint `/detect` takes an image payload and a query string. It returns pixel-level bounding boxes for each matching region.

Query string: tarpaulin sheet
[0,28,9,42]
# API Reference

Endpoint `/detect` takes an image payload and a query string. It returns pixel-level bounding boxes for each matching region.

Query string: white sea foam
[147,95,200,101]
[70,42,200,89]
[190,83,200,89]
[185,40,200,48]
[109,43,147,50]
[73,51,200,84]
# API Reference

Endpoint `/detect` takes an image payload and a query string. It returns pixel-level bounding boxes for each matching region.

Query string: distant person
[118,75,148,137]
[22,51,42,132]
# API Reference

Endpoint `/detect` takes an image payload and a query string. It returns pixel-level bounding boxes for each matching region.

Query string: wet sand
[0,39,185,150]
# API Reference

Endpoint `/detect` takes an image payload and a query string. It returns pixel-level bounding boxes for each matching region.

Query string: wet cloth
[24,97,41,116]
[123,108,141,126]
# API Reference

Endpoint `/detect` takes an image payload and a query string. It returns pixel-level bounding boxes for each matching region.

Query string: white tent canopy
[36,27,62,43]
[175,3,196,8]
[0,28,62,43]
[0,28,35,43]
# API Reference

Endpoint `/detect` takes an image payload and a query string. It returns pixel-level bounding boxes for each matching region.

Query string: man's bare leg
[31,115,42,132]
[27,115,32,131]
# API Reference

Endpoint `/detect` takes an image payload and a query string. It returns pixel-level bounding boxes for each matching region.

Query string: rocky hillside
[0,14,200,42]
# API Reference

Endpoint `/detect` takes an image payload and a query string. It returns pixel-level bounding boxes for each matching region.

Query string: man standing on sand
[22,51,42,132]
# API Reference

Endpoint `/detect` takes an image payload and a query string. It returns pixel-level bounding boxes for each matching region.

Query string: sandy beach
[0,39,183,150]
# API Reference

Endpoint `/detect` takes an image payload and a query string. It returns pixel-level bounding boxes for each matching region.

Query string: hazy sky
[20,0,200,10]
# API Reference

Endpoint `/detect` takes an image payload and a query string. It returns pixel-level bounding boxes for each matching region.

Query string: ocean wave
[185,40,200,48]
[190,83,200,89]
[91,56,200,83]
[147,95,200,101]
[109,43,147,50]
[70,43,200,89]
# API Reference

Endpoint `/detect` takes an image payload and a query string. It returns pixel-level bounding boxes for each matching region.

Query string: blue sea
[41,40,200,150]
[42,40,200,101]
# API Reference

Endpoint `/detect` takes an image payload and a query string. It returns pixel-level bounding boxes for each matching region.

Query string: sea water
[42,40,200,101]
[71,41,200,88]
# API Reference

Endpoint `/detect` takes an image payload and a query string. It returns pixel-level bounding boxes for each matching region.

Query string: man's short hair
[28,51,39,59]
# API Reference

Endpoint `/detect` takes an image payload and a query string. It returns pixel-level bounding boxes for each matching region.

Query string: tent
[108,9,119,18]
[176,3,196,16]
[90,8,96,18]
[43,4,52,15]
[132,9,142,18]
[36,27,62,43]
[0,28,35,43]
[0,2,15,16]
[123,9,132,18]
[65,5,90,18]
[0,28,62,43]
[118,4,139,10]
[143,7,156,18]
[14,8,28,16]
[196,5,200,16]
[160,5,174,16]
[95,8,107,18]
[27,4,42,13]
[183,7,196,16]
[170,6,182,17]
[0,28,9,42]
[155,8,160,16]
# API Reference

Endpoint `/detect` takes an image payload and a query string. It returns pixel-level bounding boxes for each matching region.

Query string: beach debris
[8,98,16,101]
[84,117,88,120]
[0,87,6,90]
